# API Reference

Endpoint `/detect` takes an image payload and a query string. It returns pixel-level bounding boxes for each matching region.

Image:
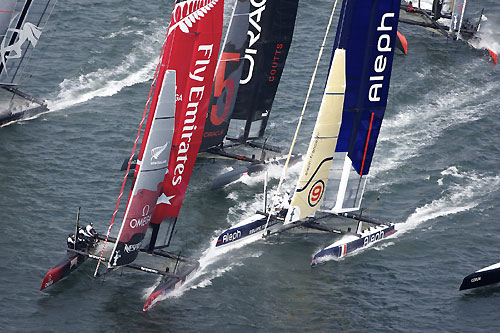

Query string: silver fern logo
[168,0,220,35]
[150,141,169,165]
[1,16,42,75]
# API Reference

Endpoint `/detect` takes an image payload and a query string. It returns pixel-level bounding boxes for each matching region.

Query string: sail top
[201,0,299,150]
[0,0,56,86]
[333,0,400,176]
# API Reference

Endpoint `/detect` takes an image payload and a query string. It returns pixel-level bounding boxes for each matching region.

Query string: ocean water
[0,0,499,332]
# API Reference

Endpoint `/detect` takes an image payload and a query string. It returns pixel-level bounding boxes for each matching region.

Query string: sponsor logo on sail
[308,180,325,207]
[124,242,142,253]
[150,141,169,165]
[368,12,396,103]
[172,43,216,186]
[1,19,42,75]
[129,205,151,229]
[241,0,267,85]
[168,0,221,35]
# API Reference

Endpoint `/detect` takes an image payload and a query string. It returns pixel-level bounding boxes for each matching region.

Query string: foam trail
[46,24,166,112]
[397,168,500,235]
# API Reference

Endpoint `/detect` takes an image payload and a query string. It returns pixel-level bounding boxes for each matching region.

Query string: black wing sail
[201,0,299,150]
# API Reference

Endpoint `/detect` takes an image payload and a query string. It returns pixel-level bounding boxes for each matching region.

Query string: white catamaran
[215,0,401,266]
[0,0,56,126]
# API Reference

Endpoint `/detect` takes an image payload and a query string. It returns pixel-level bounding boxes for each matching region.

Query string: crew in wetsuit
[85,222,98,239]
[277,191,291,218]
[67,234,76,249]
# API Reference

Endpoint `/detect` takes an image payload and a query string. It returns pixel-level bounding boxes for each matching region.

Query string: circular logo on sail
[308,180,324,207]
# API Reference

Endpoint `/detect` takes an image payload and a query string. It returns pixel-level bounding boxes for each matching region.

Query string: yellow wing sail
[284,48,345,224]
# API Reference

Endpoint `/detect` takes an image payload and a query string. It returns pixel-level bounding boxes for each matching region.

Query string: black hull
[0,104,48,127]
[460,264,500,291]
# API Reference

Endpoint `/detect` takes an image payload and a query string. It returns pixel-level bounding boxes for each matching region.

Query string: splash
[46,23,166,112]
[397,168,500,235]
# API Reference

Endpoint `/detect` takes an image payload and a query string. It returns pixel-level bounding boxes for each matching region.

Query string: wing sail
[320,0,401,214]
[0,0,56,85]
[284,49,345,224]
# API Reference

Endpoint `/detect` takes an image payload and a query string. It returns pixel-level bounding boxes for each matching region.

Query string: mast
[284,49,346,224]
[263,0,341,231]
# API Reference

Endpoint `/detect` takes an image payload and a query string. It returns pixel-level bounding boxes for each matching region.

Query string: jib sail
[0,0,56,85]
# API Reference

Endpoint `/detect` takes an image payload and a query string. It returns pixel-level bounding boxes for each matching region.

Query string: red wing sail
[151,0,223,223]
[108,0,223,268]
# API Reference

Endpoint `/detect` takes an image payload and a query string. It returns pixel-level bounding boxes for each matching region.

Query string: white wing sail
[284,49,345,224]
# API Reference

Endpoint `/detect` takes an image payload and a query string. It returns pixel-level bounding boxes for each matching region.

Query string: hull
[216,213,273,247]
[460,262,500,291]
[0,103,48,127]
[143,260,200,312]
[311,224,396,267]
[40,250,87,291]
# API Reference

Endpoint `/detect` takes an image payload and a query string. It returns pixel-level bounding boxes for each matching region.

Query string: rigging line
[94,30,169,278]
[263,0,340,233]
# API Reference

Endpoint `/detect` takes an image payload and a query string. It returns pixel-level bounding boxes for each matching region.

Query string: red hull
[40,251,87,291]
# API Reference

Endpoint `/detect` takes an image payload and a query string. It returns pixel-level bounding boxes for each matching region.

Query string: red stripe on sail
[360,112,374,176]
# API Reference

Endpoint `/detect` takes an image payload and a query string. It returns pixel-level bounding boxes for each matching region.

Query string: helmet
[90,222,93,226]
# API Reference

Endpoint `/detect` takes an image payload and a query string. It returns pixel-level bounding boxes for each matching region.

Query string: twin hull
[216,213,396,265]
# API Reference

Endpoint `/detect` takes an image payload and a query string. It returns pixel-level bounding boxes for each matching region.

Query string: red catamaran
[40,0,223,312]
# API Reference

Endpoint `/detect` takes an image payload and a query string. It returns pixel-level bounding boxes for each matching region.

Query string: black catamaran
[460,261,500,291]
[0,0,56,127]
[199,0,301,189]
[41,0,224,312]
[216,0,401,266]
[399,0,497,63]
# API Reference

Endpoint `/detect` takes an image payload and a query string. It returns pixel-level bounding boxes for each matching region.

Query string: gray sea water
[1,0,500,331]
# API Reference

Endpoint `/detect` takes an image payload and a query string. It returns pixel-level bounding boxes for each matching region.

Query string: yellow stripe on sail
[284,49,346,224]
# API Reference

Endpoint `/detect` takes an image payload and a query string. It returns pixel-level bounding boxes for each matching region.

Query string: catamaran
[216,0,401,266]
[460,261,500,291]
[41,0,224,312]
[399,0,497,64]
[0,0,56,127]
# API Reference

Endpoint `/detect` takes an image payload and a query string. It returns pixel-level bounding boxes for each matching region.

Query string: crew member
[67,234,76,249]
[85,222,97,238]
